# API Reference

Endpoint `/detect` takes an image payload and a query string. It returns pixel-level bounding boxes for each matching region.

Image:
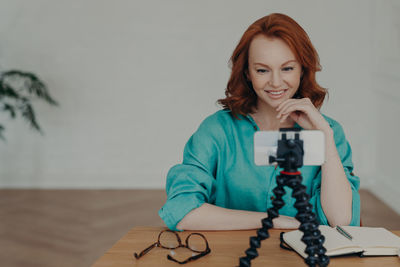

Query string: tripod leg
[287,174,330,267]
[238,174,288,267]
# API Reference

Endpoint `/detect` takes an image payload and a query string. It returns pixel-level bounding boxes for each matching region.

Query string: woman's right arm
[176,203,300,231]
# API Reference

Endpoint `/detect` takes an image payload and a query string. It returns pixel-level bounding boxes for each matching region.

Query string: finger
[280,107,312,124]
[276,96,310,112]
[276,98,299,112]
[278,102,310,120]
[276,99,302,118]
[278,98,314,117]
[280,109,304,123]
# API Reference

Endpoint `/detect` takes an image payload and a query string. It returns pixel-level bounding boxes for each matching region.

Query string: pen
[336,226,353,240]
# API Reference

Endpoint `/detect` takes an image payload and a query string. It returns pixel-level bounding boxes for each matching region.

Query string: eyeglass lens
[186,234,208,252]
[159,231,180,249]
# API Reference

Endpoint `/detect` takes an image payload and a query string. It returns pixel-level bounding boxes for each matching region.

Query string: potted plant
[0,70,58,139]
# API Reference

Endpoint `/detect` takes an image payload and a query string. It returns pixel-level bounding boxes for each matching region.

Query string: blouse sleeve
[310,118,361,226]
[158,117,221,231]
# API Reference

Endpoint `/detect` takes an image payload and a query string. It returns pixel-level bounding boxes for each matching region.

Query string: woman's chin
[256,93,293,111]
[262,98,286,109]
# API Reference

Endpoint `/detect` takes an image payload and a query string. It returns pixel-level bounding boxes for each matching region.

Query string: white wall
[367,0,400,213]
[0,1,399,211]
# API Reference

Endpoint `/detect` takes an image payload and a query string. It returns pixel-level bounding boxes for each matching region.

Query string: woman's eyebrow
[253,60,297,68]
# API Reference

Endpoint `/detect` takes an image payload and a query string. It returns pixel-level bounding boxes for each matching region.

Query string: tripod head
[269,128,304,172]
[254,128,324,167]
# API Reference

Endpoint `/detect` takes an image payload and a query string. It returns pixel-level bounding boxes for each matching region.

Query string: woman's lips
[264,89,288,99]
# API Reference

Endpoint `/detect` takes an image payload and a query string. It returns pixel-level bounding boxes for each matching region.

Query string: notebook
[282,226,400,258]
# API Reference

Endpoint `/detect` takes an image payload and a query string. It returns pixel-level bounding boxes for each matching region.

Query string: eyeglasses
[133,229,211,264]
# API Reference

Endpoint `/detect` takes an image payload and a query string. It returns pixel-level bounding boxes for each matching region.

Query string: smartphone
[254,130,325,166]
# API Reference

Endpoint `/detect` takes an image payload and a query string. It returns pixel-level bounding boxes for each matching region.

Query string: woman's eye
[256,69,268,73]
[282,67,294,71]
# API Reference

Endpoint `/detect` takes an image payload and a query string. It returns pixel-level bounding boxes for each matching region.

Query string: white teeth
[268,90,284,95]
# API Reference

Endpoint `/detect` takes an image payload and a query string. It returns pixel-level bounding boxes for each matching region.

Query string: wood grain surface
[92,226,400,267]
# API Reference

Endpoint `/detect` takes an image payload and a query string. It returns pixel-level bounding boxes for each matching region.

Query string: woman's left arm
[319,128,352,226]
[277,98,353,226]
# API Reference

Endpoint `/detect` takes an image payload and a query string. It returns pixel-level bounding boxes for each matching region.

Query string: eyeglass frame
[133,229,211,264]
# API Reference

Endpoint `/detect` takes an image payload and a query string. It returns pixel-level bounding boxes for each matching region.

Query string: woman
[159,13,360,231]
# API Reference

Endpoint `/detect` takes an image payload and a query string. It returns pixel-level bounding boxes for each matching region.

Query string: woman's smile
[264,89,289,99]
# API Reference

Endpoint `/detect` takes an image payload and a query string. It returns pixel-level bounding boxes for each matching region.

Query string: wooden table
[92,226,400,267]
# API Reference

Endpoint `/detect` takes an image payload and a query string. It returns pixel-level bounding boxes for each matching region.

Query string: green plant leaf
[0,83,21,100]
[0,69,58,139]
[3,103,16,118]
[2,70,58,105]
[19,100,42,133]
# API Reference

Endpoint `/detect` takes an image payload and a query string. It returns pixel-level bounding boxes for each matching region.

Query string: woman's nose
[269,71,283,88]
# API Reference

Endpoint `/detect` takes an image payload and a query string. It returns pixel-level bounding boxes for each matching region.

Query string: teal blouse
[159,110,361,231]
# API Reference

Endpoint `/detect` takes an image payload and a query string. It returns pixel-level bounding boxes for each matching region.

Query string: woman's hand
[276,98,331,133]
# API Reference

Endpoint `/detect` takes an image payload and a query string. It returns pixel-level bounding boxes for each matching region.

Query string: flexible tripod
[239,129,329,267]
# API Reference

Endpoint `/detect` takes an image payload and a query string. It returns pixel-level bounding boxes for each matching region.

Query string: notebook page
[318,226,362,255]
[283,226,359,257]
[341,226,400,249]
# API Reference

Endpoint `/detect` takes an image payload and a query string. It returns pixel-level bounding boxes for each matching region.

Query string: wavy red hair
[218,13,327,117]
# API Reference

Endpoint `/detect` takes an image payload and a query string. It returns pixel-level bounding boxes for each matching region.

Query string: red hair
[218,13,327,117]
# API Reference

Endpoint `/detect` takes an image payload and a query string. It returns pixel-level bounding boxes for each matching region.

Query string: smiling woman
[246,36,303,129]
[249,37,302,100]
[158,13,360,232]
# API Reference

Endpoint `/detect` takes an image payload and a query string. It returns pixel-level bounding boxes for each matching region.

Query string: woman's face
[247,35,302,110]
